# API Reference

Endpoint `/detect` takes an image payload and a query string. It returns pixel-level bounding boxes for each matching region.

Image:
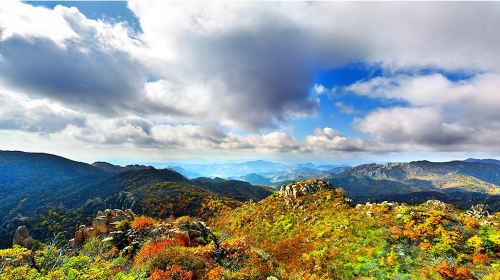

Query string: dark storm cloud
[0,35,146,115]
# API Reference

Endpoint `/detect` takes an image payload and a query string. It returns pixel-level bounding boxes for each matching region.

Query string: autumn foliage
[135,236,189,265]
[131,216,157,232]
[149,265,193,280]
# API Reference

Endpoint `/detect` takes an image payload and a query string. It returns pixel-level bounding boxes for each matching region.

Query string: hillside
[191,177,272,202]
[328,160,500,210]
[0,179,497,279]
[209,180,499,279]
[91,162,152,173]
[0,151,272,248]
[0,151,111,220]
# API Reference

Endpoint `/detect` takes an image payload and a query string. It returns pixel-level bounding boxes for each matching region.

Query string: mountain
[208,180,499,279]
[0,151,273,248]
[464,158,500,165]
[328,160,500,209]
[91,161,152,173]
[168,165,203,179]
[0,151,110,219]
[2,179,497,279]
[191,177,272,201]
[235,173,272,185]
[171,160,349,184]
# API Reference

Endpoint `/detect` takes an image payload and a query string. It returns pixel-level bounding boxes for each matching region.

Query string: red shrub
[132,216,157,232]
[149,266,193,280]
[472,253,489,265]
[455,267,474,280]
[435,261,454,279]
[135,237,189,265]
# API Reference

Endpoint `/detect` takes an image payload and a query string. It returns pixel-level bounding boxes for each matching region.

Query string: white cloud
[1,1,500,158]
[305,128,368,152]
[349,74,500,151]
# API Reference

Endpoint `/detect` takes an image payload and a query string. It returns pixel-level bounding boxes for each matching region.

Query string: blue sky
[0,1,499,165]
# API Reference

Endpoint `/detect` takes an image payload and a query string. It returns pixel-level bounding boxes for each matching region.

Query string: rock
[92,217,108,234]
[396,214,403,220]
[366,211,374,217]
[423,200,453,211]
[279,179,332,199]
[13,226,33,247]
[68,238,75,248]
[75,230,84,245]
[83,227,98,239]
[465,204,490,219]
[267,277,279,280]
[102,237,114,242]
[124,209,137,219]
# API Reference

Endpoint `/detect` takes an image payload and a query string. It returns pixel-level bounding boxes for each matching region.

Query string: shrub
[81,238,114,259]
[132,216,157,232]
[135,237,189,266]
[149,265,193,280]
[434,261,455,279]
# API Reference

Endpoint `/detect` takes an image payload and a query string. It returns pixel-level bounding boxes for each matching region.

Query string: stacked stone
[69,209,136,248]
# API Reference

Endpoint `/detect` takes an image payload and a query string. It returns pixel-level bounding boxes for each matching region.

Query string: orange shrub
[207,267,225,280]
[472,253,489,265]
[132,216,157,232]
[435,261,454,279]
[135,237,189,265]
[389,226,403,239]
[455,267,473,280]
[149,266,193,280]
[462,216,480,228]
[419,242,433,251]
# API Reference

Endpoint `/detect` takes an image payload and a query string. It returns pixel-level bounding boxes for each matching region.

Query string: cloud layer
[0,1,499,160]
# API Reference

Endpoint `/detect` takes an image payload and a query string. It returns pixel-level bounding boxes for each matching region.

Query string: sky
[0,1,499,165]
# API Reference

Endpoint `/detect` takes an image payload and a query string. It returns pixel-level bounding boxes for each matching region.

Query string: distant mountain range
[327,160,499,209]
[0,150,498,248]
[170,160,350,185]
[464,158,500,165]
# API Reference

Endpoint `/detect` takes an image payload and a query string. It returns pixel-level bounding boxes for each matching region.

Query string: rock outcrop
[465,204,490,219]
[13,226,33,247]
[279,179,332,199]
[422,199,454,211]
[69,209,136,248]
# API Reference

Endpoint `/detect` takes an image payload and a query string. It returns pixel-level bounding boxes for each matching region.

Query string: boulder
[75,230,84,245]
[13,226,33,247]
[280,179,332,199]
[423,200,453,211]
[83,227,98,239]
[465,204,490,219]
[124,209,137,219]
[92,217,108,234]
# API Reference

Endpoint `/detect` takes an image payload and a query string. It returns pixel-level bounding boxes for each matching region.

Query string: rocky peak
[279,179,332,199]
[422,199,454,211]
[465,204,490,219]
[13,225,33,247]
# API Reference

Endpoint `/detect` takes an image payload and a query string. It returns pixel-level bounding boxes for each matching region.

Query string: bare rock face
[465,204,490,219]
[175,221,216,246]
[422,200,453,211]
[69,208,136,248]
[13,226,33,247]
[279,179,332,199]
[92,217,108,234]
